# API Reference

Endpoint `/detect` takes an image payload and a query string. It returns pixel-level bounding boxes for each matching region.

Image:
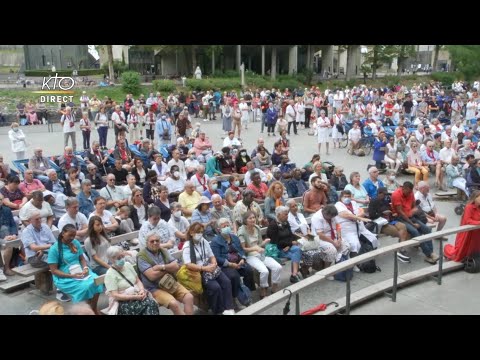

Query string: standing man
[60,107,77,151]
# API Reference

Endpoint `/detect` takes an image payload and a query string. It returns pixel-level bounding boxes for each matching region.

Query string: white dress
[316,116,330,143]
[331,114,343,140]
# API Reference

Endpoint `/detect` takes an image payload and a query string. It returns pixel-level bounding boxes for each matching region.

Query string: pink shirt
[19,179,44,195]
[193,138,213,156]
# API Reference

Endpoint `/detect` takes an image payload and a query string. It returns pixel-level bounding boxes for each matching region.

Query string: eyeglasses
[149,240,160,243]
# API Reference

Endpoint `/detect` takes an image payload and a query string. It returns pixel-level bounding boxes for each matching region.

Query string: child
[114,206,136,237]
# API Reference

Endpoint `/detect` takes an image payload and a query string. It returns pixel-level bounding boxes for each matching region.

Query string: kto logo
[34,73,75,103]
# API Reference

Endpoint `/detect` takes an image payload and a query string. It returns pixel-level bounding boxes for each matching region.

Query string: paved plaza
[0,118,476,315]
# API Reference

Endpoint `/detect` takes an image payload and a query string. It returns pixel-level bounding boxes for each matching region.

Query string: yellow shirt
[178,191,202,219]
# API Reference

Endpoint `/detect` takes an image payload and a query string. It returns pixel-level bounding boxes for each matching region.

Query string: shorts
[151,283,190,307]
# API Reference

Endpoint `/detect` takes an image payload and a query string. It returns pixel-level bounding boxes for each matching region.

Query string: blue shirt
[22,223,56,259]
[362,178,385,200]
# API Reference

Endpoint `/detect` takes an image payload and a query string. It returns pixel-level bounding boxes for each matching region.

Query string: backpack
[334,254,353,282]
[464,253,480,273]
[356,235,381,273]
[237,283,252,306]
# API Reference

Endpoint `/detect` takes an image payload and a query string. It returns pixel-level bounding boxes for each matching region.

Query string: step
[0,275,34,292]
[12,264,49,277]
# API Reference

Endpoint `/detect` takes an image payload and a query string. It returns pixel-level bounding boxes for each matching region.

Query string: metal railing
[239,224,480,315]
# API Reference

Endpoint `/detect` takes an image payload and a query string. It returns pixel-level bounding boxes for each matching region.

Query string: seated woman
[202,178,224,201]
[407,142,428,186]
[263,181,286,223]
[129,189,149,230]
[383,169,400,193]
[88,196,119,237]
[224,175,242,209]
[218,147,236,174]
[253,146,272,172]
[334,190,378,258]
[266,206,304,284]
[84,216,112,275]
[152,154,168,181]
[191,196,217,242]
[235,149,251,174]
[444,190,480,262]
[138,232,194,315]
[344,171,370,209]
[131,157,147,187]
[182,222,235,315]
[47,224,104,315]
[104,246,159,315]
[238,211,282,299]
[211,218,255,310]
[64,168,82,197]
[1,175,28,210]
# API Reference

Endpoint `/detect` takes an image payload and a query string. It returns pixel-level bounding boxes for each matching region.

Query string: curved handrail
[238,224,480,315]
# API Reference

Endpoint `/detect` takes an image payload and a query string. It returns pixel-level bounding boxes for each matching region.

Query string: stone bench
[11,263,52,294]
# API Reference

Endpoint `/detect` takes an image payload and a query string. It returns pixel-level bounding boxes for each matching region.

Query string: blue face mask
[234,181,240,187]
[221,226,231,235]
[211,183,218,191]
[342,198,351,205]
[115,258,125,267]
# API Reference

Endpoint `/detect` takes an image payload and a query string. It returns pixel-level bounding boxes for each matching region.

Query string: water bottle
[336,223,342,239]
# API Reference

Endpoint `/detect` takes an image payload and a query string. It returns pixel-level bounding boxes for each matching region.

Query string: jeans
[287,121,297,135]
[305,108,312,128]
[398,218,433,257]
[203,270,233,314]
[82,131,91,150]
[261,113,266,132]
[278,244,302,264]
[98,126,108,147]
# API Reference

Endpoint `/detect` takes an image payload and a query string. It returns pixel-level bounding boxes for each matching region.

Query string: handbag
[297,236,321,252]
[464,254,480,273]
[158,273,179,292]
[265,243,280,260]
[201,262,222,283]
[176,264,203,294]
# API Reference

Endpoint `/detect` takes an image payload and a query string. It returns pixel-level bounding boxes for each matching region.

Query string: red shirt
[247,182,269,200]
[391,188,415,218]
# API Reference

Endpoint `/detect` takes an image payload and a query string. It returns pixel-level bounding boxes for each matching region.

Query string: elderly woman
[129,189,149,230]
[183,222,235,315]
[1,175,27,210]
[104,246,159,315]
[48,224,104,315]
[138,232,194,315]
[383,169,400,193]
[77,179,100,218]
[191,196,217,242]
[344,172,370,209]
[266,206,304,283]
[253,146,272,172]
[8,122,27,160]
[211,218,256,310]
[264,181,286,222]
[88,196,119,237]
[238,211,282,298]
[64,168,82,196]
[334,190,378,258]
[202,177,224,201]
[385,136,403,173]
[152,154,168,181]
[84,216,112,275]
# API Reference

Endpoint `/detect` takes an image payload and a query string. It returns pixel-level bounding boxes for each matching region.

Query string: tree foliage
[362,45,395,80]
[446,45,480,81]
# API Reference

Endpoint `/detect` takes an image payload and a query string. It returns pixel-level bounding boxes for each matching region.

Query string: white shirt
[439,147,456,164]
[19,200,54,223]
[61,114,76,133]
[288,212,309,236]
[348,128,361,142]
[165,177,185,193]
[244,168,267,185]
[167,159,187,180]
[223,137,242,148]
[122,184,141,199]
[191,173,210,193]
[57,212,88,240]
[414,191,435,213]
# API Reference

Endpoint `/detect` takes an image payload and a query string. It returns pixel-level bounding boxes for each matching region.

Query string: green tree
[95,45,115,82]
[363,45,395,80]
[447,45,480,81]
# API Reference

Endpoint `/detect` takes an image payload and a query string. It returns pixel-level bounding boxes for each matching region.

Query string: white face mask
[173,210,182,218]
[173,171,180,178]
[13,127,19,132]
[389,175,396,180]
[193,233,202,242]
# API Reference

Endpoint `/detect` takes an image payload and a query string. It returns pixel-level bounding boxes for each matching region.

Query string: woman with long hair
[263,181,286,222]
[47,224,104,315]
[444,191,480,262]
[84,216,111,275]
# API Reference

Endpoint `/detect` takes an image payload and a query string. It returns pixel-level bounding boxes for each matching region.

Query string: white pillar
[261,45,265,76]
[271,47,277,80]
[236,45,241,72]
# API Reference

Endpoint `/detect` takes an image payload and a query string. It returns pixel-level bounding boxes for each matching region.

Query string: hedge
[152,80,176,93]
[430,72,458,85]
[121,71,141,95]
[24,69,104,77]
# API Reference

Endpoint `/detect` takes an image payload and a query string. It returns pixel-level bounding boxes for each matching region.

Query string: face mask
[211,183,218,191]
[193,233,202,242]
[190,155,196,160]
[173,171,180,178]
[389,175,396,180]
[13,127,19,132]
[174,210,182,219]
[221,226,231,235]
[342,198,351,205]
[234,181,240,187]
[115,258,125,267]
[241,152,246,156]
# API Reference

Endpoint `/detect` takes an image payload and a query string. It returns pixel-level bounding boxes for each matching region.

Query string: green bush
[384,75,401,87]
[430,72,458,85]
[121,71,141,95]
[152,80,176,93]
[24,69,104,77]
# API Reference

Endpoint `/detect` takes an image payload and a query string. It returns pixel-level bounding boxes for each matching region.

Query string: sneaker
[289,275,300,284]
[299,267,310,279]
[0,269,6,282]
[4,268,15,276]
[397,251,411,263]
[424,253,439,264]
[353,265,361,273]
[56,291,71,302]
[326,275,334,281]
[222,309,235,315]
[129,238,139,245]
